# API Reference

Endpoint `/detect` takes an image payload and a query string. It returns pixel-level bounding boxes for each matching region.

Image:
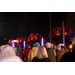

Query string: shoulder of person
[46,57,51,62]
[32,57,37,61]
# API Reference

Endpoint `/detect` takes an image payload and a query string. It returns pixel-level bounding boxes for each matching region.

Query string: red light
[35,35,37,40]
[65,32,67,35]
[56,33,60,36]
[8,39,11,44]
[70,29,71,32]
[48,35,50,37]
[28,39,30,41]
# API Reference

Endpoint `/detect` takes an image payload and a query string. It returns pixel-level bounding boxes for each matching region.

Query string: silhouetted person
[11,40,21,57]
[60,37,75,62]
[24,44,31,62]
[28,42,40,62]
[45,42,56,62]
[56,44,67,62]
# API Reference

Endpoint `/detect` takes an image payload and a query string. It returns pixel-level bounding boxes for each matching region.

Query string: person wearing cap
[28,42,40,62]
[60,37,75,62]
[45,42,56,62]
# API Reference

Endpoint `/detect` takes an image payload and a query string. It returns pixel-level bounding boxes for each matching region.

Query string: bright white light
[41,37,44,46]
[23,40,25,48]
[12,43,15,47]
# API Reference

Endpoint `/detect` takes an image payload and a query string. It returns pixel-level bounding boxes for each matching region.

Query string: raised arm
[16,40,21,57]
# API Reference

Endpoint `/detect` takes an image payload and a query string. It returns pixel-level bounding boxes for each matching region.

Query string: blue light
[41,37,44,46]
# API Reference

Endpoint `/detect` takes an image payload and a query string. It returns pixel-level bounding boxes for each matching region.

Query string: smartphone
[59,44,64,46]
[14,40,17,42]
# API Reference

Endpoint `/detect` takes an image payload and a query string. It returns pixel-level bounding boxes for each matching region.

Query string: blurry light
[35,35,37,40]
[23,40,26,48]
[51,44,53,48]
[4,38,7,40]
[41,37,44,46]
[56,33,60,36]
[8,39,11,44]
[65,32,67,35]
[28,39,30,41]
[69,44,72,49]
[20,39,22,43]
[12,42,15,47]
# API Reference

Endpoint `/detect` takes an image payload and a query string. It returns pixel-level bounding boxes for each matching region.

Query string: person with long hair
[32,46,51,62]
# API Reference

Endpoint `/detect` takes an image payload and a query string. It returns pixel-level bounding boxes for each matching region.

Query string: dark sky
[0,12,70,44]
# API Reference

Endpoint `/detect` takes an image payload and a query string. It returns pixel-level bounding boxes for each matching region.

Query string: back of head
[57,45,61,50]
[0,44,16,59]
[35,46,48,59]
[34,42,40,47]
[26,43,30,49]
[45,42,51,48]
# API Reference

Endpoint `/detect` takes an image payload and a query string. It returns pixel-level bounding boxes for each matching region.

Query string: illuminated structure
[45,26,71,44]
[27,33,41,42]
[8,37,25,44]
[8,33,41,47]
[8,26,71,46]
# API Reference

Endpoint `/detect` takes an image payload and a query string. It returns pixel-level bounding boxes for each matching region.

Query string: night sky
[0,12,74,45]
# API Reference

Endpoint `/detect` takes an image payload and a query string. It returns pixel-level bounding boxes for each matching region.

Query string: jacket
[24,48,31,57]
[46,48,56,62]
[60,50,75,62]
[28,47,38,62]
[32,57,51,62]
[56,46,67,62]
[0,56,23,62]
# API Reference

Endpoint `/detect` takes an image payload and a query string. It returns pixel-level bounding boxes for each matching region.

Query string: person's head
[35,46,48,59]
[0,44,16,59]
[26,43,30,48]
[34,42,40,47]
[45,42,51,48]
[57,45,61,50]
[54,45,57,49]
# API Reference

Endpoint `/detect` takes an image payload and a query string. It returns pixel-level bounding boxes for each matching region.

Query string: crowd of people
[0,37,75,62]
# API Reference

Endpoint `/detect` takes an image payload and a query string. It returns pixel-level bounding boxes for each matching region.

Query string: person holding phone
[56,44,67,62]
[11,40,21,57]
